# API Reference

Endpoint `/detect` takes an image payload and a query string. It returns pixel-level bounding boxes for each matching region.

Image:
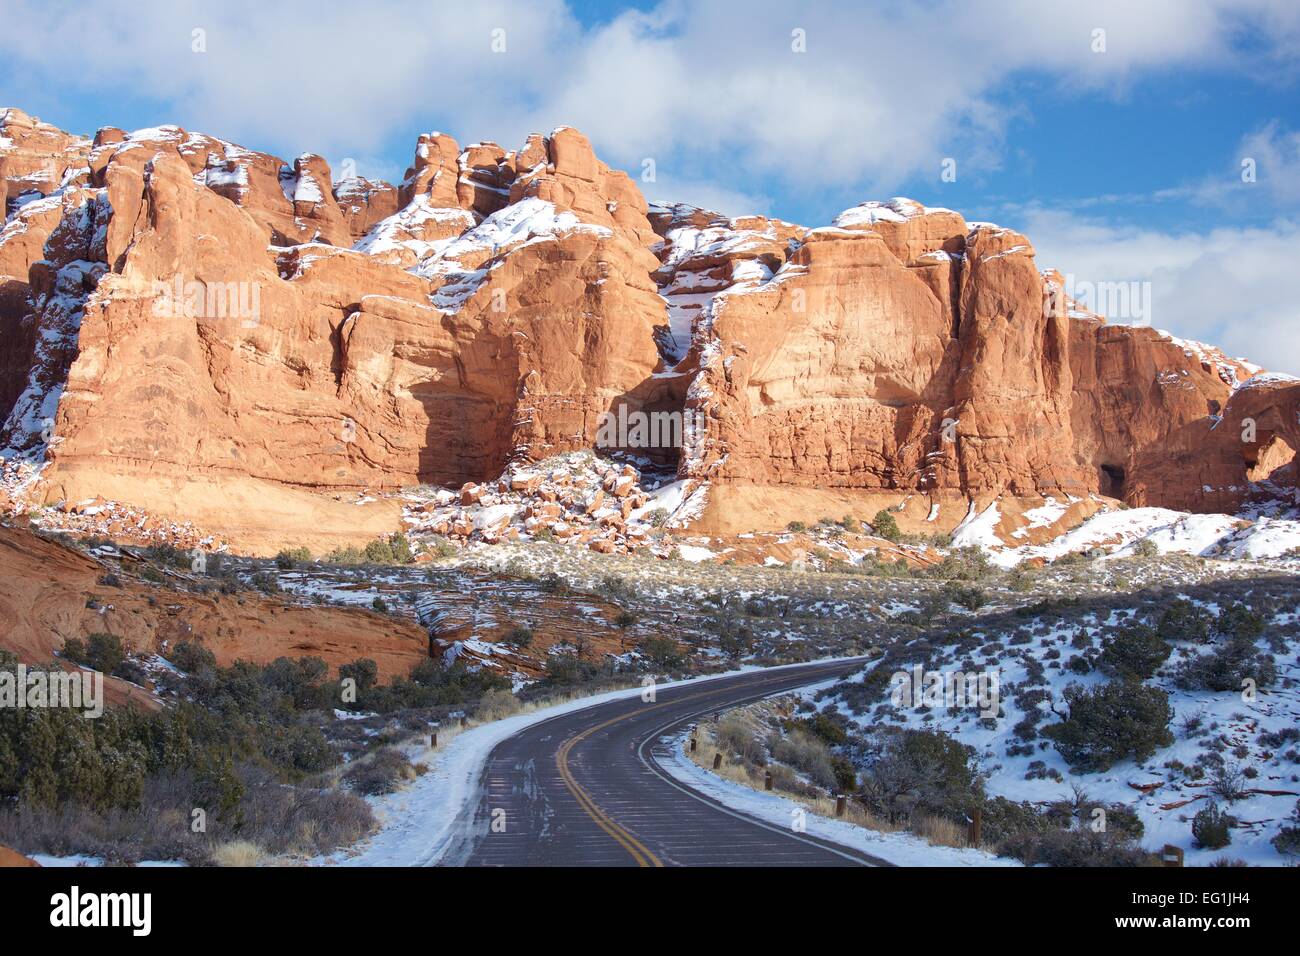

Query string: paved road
[444,658,886,867]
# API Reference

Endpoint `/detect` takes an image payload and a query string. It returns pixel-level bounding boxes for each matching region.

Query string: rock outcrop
[0,110,1295,549]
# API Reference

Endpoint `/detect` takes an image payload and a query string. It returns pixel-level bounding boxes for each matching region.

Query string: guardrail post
[764,771,773,791]
[835,795,846,817]
[712,753,722,770]
[430,732,437,748]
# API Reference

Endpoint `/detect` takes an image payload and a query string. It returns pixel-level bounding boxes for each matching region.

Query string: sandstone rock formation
[0,109,1295,550]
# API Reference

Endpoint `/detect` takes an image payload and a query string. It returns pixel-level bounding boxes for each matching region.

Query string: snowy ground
[819,602,1300,865]
[659,728,1015,867]
[953,499,1300,568]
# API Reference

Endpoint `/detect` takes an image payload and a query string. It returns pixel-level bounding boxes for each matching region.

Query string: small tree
[1043,681,1174,772]
[64,633,126,674]
[1098,623,1171,680]
[1173,636,1276,692]
[363,537,395,564]
[1156,599,1212,644]
[872,510,901,542]
[339,658,379,693]
[388,532,414,564]
[1192,802,1234,849]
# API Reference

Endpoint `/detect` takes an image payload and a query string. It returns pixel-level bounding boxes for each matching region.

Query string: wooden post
[967,807,983,847]
[835,795,846,817]
[712,752,722,770]
[689,736,697,752]
[1161,844,1184,867]
[764,771,773,791]
[460,715,468,728]
[430,732,437,748]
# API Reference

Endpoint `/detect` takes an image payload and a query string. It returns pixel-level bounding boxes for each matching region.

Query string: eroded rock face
[0,110,1295,548]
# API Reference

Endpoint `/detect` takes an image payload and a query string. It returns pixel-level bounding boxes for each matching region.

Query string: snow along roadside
[658,728,1018,867]
[316,657,866,866]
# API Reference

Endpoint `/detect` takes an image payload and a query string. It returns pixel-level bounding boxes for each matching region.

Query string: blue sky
[3,0,1300,369]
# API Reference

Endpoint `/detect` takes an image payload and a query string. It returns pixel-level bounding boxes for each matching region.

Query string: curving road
[443,657,886,867]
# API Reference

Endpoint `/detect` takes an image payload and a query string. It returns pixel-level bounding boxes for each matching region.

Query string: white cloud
[1016,205,1300,375]
[3,0,1298,204]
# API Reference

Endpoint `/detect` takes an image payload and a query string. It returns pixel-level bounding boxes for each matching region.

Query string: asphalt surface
[445,657,887,867]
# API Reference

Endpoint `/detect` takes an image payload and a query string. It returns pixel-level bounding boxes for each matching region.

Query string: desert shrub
[1208,761,1246,802]
[1214,602,1264,642]
[388,532,414,564]
[1133,538,1159,558]
[275,546,312,569]
[1042,681,1174,772]
[871,510,901,542]
[792,711,849,746]
[640,635,682,668]
[999,827,1152,866]
[942,583,988,611]
[1191,802,1234,849]
[261,656,329,710]
[926,546,993,582]
[1172,636,1276,692]
[544,652,600,686]
[1271,801,1300,857]
[981,795,1052,848]
[339,658,379,694]
[260,723,335,776]
[830,755,857,792]
[506,626,534,647]
[474,687,521,722]
[858,729,982,824]
[342,747,416,795]
[425,536,457,558]
[1156,599,1212,644]
[0,702,149,812]
[249,571,280,594]
[786,521,806,533]
[362,538,395,564]
[168,640,216,674]
[61,632,126,674]
[1097,623,1171,680]
[770,731,836,790]
[715,717,765,764]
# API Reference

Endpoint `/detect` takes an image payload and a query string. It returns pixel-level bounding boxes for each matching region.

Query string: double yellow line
[553,666,852,868]
[556,709,664,867]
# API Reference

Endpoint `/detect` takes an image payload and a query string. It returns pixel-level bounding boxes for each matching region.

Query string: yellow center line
[556,712,663,867]
[553,668,845,868]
